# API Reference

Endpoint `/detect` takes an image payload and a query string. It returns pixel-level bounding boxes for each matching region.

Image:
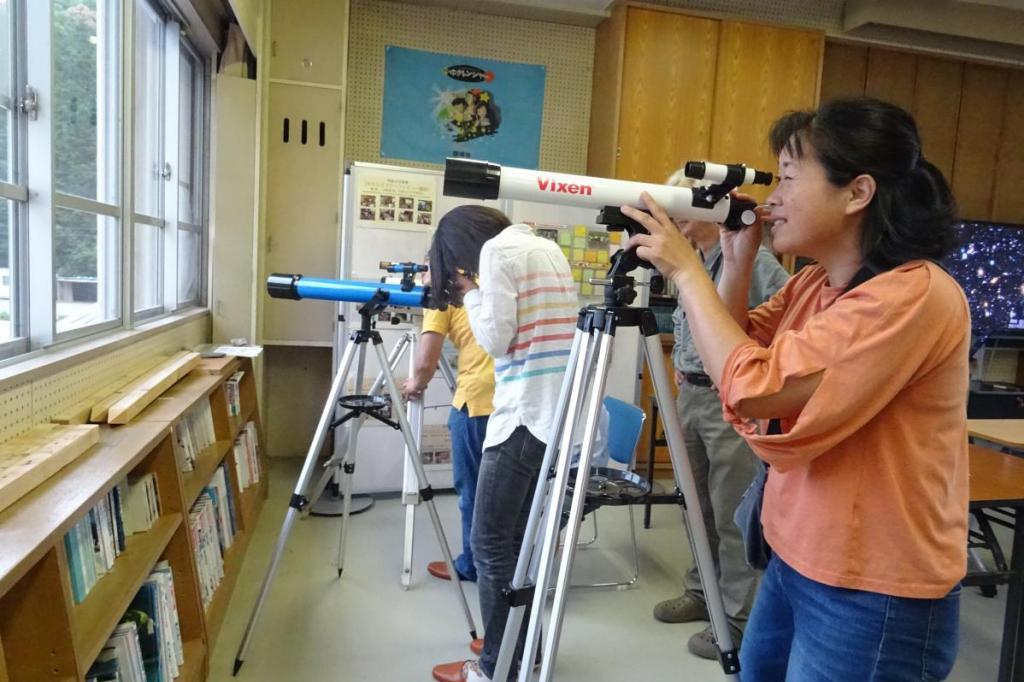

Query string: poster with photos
[355,172,438,231]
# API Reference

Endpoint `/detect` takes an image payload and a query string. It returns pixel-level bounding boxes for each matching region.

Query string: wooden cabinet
[0,357,267,681]
[708,21,823,204]
[269,0,348,86]
[821,41,1024,224]
[590,4,823,191]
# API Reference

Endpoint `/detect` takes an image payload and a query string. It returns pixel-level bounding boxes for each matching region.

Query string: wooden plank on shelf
[0,424,100,515]
[132,372,224,424]
[195,354,239,377]
[0,420,170,598]
[52,356,169,425]
[105,352,202,425]
[71,514,181,675]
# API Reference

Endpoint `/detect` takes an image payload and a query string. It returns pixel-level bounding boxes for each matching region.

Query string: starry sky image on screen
[942,222,1024,351]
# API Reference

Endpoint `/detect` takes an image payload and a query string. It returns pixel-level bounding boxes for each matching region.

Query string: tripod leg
[337,337,369,576]
[534,328,615,682]
[372,340,480,640]
[402,332,423,589]
[402,502,416,590]
[643,331,739,678]
[233,336,361,674]
[494,324,592,682]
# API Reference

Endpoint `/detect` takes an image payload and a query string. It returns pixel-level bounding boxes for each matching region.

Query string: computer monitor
[941,221,1024,352]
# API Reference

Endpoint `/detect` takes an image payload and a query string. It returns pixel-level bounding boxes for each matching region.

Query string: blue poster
[381,46,546,168]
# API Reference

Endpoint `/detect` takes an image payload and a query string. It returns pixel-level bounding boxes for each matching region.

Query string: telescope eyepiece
[267,273,303,300]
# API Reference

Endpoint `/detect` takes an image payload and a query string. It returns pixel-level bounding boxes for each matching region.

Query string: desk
[967,444,1024,682]
[969,419,1024,450]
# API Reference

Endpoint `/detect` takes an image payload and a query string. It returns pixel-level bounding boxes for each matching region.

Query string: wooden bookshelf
[0,356,267,682]
[69,514,181,672]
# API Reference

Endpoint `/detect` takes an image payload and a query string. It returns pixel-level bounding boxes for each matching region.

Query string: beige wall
[345,0,596,173]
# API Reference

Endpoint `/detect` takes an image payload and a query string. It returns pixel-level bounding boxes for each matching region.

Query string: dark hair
[451,97,467,107]
[769,96,957,271]
[427,205,510,308]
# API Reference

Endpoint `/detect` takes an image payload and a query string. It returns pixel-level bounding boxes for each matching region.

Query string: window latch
[19,87,39,120]
[161,162,173,180]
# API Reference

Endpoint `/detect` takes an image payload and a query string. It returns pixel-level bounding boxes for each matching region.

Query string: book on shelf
[170,399,216,473]
[232,421,261,491]
[63,474,160,604]
[224,371,244,417]
[87,561,184,682]
[190,491,226,608]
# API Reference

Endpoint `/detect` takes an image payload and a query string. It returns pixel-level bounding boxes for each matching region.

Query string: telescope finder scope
[684,160,773,187]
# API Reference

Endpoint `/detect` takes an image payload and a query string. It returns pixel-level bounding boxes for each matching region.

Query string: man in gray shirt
[652,171,789,660]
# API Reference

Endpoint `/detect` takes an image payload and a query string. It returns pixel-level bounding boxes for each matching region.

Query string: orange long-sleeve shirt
[719,261,970,598]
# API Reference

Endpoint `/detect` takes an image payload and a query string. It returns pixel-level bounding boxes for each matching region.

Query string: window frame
[0,0,28,360]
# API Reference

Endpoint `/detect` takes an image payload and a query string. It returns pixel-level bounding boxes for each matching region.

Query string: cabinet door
[709,22,824,203]
[953,64,1009,221]
[615,8,719,183]
[263,83,342,344]
[913,57,963,184]
[992,69,1024,224]
[865,48,917,113]
[270,0,348,86]
[820,42,867,103]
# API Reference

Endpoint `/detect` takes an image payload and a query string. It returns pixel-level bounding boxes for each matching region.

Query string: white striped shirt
[463,224,579,450]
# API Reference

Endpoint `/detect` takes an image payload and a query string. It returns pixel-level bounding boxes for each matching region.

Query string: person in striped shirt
[428,205,578,682]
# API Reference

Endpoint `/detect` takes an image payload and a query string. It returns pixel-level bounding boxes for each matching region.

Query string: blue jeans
[472,426,546,681]
[741,556,960,681]
[448,406,487,581]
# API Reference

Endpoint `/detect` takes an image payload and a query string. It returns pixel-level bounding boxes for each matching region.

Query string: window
[177,45,204,307]
[132,0,164,318]
[0,0,210,364]
[52,0,121,336]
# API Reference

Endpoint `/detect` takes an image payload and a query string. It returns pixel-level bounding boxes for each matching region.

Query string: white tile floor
[211,458,1006,681]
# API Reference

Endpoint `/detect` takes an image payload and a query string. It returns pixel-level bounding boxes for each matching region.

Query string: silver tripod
[233,299,478,675]
[401,351,458,588]
[492,275,739,681]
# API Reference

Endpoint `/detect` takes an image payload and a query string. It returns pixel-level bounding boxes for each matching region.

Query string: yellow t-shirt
[423,307,495,417]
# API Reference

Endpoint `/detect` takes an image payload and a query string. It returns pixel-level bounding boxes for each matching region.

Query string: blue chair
[568,396,649,589]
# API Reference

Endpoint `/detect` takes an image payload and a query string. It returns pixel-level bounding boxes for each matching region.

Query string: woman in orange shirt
[624,97,969,680]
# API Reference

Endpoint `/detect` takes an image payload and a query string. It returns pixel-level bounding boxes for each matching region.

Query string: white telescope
[443,158,773,230]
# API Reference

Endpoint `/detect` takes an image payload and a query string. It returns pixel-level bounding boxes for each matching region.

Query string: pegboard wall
[345,0,595,174]
[0,316,208,443]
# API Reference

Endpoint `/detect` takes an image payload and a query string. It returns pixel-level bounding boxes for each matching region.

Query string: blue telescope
[267,273,430,308]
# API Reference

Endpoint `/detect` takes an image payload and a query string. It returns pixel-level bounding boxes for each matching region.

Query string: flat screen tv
[941,221,1024,353]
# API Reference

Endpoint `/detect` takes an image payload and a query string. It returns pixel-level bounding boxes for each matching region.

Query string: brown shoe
[470,638,484,656]
[432,659,488,682]
[428,561,452,581]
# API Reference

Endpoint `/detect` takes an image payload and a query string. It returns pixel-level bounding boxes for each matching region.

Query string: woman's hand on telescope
[622,193,704,285]
[719,191,765,270]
